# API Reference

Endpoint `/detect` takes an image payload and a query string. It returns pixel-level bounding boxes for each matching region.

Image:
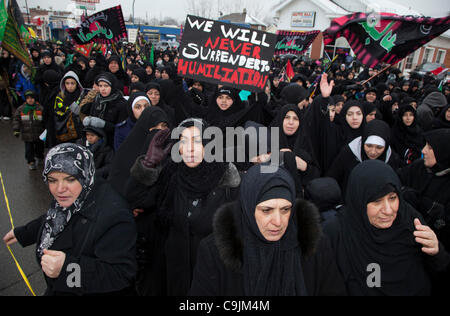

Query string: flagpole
[360,64,394,86]
[308,54,339,99]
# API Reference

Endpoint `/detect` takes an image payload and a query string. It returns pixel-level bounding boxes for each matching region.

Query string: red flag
[286,59,295,81]
[431,66,448,76]
[75,43,93,57]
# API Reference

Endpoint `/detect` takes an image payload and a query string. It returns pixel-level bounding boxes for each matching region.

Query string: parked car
[155,40,180,51]
[411,62,446,78]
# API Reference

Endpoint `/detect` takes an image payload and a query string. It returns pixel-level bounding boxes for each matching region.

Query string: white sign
[291,11,316,28]
[128,29,138,43]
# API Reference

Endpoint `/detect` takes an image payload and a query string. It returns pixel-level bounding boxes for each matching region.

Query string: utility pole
[25,0,30,24]
[132,0,135,24]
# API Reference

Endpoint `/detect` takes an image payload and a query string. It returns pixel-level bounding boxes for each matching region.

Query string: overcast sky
[17,0,450,23]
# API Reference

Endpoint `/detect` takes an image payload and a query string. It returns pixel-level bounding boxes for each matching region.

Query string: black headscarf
[391,105,425,160]
[280,84,307,105]
[107,54,129,90]
[127,92,150,123]
[173,118,227,198]
[38,143,96,259]
[423,128,450,173]
[340,100,366,144]
[360,119,392,162]
[145,82,176,127]
[335,160,430,296]
[239,164,308,296]
[156,118,228,226]
[433,104,450,129]
[362,101,377,118]
[132,67,149,84]
[206,87,251,130]
[108,106,169,196]
[270,104,302,151]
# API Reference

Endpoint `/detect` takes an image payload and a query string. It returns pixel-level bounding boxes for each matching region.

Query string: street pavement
[0,119,49,296]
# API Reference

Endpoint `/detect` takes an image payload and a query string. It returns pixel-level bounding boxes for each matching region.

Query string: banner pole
[360,63,394,86]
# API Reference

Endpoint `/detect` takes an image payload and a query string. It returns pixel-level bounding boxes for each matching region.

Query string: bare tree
[161,17,180,26]
[186,0,216,19]
[185,0,273,22]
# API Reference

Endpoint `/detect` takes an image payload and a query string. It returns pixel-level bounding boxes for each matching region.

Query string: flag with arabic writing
[323,12,450,68]
[275,30,320,55]
[1,1,33,69]
[67,5,127,45]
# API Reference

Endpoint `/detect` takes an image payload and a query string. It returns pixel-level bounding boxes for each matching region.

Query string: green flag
[149,43,154,65]
[1,2,33,69]
[9,0,31,42]
[0,0,8,44]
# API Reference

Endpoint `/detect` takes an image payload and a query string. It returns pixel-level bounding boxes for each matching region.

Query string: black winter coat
[189,199,347,296]
[399,160,450,250]
[14,179,137,296]
[77,139,114,179]
[126,161,241,296]
[81,94,128,147]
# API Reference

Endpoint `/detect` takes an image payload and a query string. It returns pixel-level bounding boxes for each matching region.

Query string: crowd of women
[1,39,450,296]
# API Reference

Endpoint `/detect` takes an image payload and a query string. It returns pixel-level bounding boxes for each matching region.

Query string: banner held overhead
[178,15,277,93]
[67,5,127,45]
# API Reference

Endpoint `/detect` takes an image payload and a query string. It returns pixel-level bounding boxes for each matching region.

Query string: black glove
[420,197,447,230]
[142,129,172,168]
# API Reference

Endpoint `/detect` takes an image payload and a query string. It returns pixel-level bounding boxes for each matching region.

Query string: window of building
[423,47,435,63]
[404,51,416,70]
[436,49,446,64]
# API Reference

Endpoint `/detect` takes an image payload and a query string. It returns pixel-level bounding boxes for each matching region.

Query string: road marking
[1,171,36,296]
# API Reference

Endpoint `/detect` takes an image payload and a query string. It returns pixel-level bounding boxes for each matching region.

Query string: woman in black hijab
[108,106,169,197]
[338,100,366,146]
[327,119,402,196]
[432,104,450,130]
[107,54,130,95]
[113,92,151,151]
[35,50,62,93]
[399,129,450,254]
[391,104,425,165]
[126,118,241,296]
[81,72,128,147]
[145,82,176,127]
[324,160,448,296]
[4,143,137,295]
[206,87,253,130]
[189,163,346,296]
[270,104,320,193]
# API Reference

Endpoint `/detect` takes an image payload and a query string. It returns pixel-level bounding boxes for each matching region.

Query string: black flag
[323,12,450,67]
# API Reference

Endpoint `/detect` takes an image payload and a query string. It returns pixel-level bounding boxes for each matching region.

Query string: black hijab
[107,54,129,90]
[340,100,366,144]
[127,92,150,123]
[280,84,307,105]
[108,106,169,196]
[391,105,425,160]
[156,118,227,226]
[433,104,450,129]
[239,164,308,296]
[423,128,450,173]
[335,160,430,296]
[206,87,251,130]
[173,118,227,198]
[270,104,302,151]
[360,119,392,162]
[145,81,176,127]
